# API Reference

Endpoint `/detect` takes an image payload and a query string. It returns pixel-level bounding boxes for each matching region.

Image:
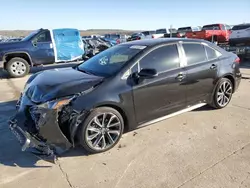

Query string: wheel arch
[210,74,236,104]
[70,101,130,146]
[221,74,235,93]
[3,52,33,68]
[96,103,130,132]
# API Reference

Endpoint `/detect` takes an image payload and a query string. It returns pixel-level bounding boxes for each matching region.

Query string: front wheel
[210,78,233,109]
[78,107,124,153]
[6,57,30,78]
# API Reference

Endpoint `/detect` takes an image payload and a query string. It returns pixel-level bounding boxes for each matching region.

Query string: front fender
[3,51,33,66]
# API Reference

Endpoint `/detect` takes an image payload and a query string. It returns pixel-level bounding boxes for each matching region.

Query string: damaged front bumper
[9,108,73,163]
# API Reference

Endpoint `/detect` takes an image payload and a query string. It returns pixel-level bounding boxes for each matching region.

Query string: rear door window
[182,43,207,65]
[139,44,180,72]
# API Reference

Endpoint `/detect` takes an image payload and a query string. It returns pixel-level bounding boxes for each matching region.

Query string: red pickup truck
[185,24,232,44]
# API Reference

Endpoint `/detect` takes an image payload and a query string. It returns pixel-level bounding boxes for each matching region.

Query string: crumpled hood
[25,67,103,103]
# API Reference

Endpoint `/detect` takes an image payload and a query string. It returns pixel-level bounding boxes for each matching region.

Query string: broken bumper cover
[9,110,72,162]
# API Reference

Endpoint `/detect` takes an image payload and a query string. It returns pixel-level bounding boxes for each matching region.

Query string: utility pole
[170,24,172,38]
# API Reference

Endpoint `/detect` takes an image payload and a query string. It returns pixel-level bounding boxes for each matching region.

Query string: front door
[31,30,55,65]
[132,44,187,124]
[181,43,220,105]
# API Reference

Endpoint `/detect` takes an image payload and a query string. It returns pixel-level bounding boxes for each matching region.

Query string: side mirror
[138,68,158,79]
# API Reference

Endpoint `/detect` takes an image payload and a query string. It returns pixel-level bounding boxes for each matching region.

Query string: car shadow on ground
[0,62,80,79]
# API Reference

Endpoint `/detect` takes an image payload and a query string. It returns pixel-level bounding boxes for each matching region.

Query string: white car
[229,23,250,46]
[142,30,166,39]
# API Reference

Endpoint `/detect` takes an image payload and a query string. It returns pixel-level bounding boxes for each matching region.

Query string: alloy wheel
[10,61,26,76]
[217,81,232,107]
[85,112,122,151]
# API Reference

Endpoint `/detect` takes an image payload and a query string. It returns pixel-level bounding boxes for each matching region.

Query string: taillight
[136,37,141,40]
[116,39,120,44]
[234,57,240,63]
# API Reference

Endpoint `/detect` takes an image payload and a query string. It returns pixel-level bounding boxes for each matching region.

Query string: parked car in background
[10,38,241,160]
[229,23,250,46]
[164,28,178,38]
[185,24,232,44]
[0,28,84,78]
[154,28,168,38]
[104,34,127,44]
[82,35,103,39]
[142,30,165,39]
[83,37,111,59]
[102,37,119,46]
[177,26,200,38]
[141,30,156,37]
[127,32,146,41]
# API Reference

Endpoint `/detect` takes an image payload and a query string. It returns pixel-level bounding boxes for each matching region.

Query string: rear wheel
[210,78,233,109]
[78,107,124,153]
[6,57,30,78]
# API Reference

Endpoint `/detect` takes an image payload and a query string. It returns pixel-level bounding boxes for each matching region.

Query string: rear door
[132,43,187,124]
[31,30,55,65]
[181,42,221,105]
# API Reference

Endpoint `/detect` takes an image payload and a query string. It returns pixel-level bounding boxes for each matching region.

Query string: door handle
[210,64,217,69]
[176,72,185,81]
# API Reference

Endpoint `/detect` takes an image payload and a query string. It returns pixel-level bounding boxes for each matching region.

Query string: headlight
[29,96,75,130]
[38,96,75,109]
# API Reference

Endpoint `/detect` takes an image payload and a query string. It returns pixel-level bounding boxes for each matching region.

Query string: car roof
[123,38,206,46]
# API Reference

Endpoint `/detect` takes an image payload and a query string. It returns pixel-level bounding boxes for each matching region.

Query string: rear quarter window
[204,45,222,60]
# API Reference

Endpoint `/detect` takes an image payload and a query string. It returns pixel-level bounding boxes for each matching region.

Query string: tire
[78,107,124,154]
[210,78,233,109]
[6,57,30,78]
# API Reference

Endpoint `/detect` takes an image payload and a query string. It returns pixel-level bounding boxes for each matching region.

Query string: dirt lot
[0,62,250,188]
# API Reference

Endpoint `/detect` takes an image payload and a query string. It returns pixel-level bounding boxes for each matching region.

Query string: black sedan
[9,38,241,160]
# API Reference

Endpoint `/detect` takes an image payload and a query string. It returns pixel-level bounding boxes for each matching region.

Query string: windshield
[110,34,120,39]
[156,29,167,34]
[77,45,145,77]
[22,30,40,41]
[202,25,220,30]
[178,27,192,32]
[142,31,155,35]
[131,33,142,37]
[232,24,250,30]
